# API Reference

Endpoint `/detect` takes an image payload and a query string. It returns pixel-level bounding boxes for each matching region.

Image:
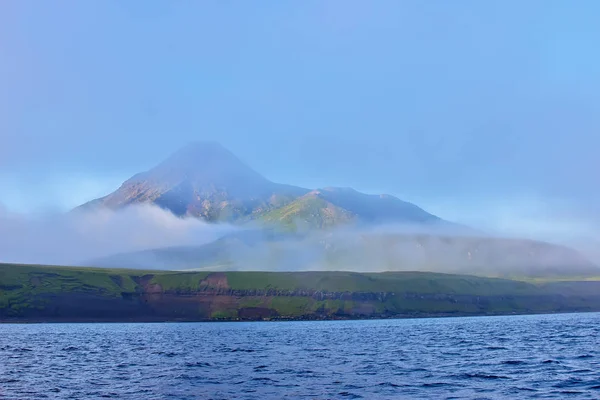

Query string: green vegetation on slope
[223,270,538,295]
[1,263,600,321]
[0,264,150,311]
[149,272,211,291]
[258,193,356,231]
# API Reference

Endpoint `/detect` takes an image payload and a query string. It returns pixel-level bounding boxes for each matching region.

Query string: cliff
[2,263,600,322]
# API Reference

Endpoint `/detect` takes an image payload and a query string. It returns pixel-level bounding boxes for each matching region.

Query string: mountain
[90,228,600,278]
[258,187,447,230]
[77,141,451,228]
[79,141,599,277]
[77,141,308,221]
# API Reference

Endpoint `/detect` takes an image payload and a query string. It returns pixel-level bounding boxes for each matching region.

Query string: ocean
[1,313,600,399]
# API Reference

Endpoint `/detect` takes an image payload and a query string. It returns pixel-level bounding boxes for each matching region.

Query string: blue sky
[1,1,599,244]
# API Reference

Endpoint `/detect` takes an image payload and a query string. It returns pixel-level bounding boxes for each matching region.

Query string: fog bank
[0,204,233,266]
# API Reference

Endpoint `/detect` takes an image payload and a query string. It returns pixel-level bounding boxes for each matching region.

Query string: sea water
[1,313,600,399]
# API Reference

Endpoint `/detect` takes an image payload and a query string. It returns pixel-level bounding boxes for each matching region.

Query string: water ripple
[1,313,600,399]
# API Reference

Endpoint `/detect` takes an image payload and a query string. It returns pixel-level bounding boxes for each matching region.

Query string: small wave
[176,374,220,383]
[152,351,179,357]
[84,391,118,398]
[455,373,510,380]
[98,393,119,398]
[273,383,301,388]
[295,369,315,374]
[404,367,428,373]
[338,391,363,398]
[14,348,33,352]
[274,368,296,374]
[422,382,452,388]
[502,360,526,365]
[516,387,536,392]
[306,347,329,352]
[377,382,402,388]
[553,378,585,389]
[116,363,136,368]
[576,354,593,359]
[251,377,278,382]
[185,361,211,368]
[89,381,110,386]
[231,348,255,353]
[342,384,365,390]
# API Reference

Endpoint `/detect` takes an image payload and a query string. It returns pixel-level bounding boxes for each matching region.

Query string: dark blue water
[1,313,600,399]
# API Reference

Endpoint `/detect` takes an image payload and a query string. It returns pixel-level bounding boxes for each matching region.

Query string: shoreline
[2,309,597,324]
[4,264,600,324]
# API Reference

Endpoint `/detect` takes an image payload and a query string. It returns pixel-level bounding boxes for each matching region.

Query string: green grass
[150,272,211,291]
[1,263,591,297]
[238,298,266,308]
[211,310,238,319]
[222,270,541,296]
[0,264,143,296]
[3,262,600,320]
[270,297,312,316]
[258,194,356,231]
[0,263,153,315]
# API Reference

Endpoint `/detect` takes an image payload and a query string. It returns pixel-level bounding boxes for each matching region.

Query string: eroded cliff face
[4,271,600,322]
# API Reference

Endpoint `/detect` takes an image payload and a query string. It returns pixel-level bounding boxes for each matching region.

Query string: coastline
[3,263,600,324]
[2,309,599,325]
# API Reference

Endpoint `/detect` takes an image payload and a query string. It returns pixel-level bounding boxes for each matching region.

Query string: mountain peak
[158,141,249,172]
[140,141,271,191]
[172,141,229,157]
[77,142,308,219]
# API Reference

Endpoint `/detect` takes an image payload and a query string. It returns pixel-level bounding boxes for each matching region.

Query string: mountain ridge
[77,142,450,229]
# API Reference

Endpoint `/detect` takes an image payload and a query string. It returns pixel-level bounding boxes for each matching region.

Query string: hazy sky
[1,1,599,244]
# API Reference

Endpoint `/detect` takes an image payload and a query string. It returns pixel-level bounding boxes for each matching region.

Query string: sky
[1,1,599,249]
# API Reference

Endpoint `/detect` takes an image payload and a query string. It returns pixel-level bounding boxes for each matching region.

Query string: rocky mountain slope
[77,141,308,222]
[258,187,454,231]
[76,142,450,228]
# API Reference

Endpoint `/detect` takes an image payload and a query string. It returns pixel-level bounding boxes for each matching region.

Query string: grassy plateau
[1,262,600,322]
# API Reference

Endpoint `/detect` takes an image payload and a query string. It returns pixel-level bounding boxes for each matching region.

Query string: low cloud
[416,195,600,262]
[0,204,234,266]
[1,200,598,278]
[90,220,599,277]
